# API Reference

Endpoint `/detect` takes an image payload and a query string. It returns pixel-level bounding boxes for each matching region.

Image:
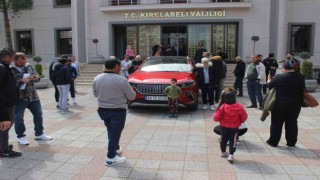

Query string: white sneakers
[105,155,126,166]
[202,104,208,110]
[35,134,53,141]
[228,155,234,162]
[221,152,228,157]
[202,104,216,111]
[18,137,29,145]
[18,134,52,145]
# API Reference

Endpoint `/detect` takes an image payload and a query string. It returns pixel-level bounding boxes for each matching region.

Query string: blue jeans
[247,80,263,107]
[14,100,44,138]
[97,108,126,159]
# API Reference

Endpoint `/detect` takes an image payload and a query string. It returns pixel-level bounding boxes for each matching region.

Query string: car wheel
[128,102,133,109]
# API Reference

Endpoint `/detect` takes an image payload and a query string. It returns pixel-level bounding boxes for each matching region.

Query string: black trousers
[52,82,59,103]
[267,105,301,147]
[220,126,238,155]
[263,70,276,94]
[201,84,214,105]
[69,80,75,98]
[214,125,247,137]
[0,106,14,151]
[234,75,244,96]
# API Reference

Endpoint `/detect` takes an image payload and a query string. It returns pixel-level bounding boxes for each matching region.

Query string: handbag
[303,91,319,107]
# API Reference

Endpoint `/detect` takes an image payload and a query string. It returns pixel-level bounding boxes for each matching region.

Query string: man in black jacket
[233,56,246,97]
[194,44,207,64]
[0,48,22,158]
[262,53,278,94]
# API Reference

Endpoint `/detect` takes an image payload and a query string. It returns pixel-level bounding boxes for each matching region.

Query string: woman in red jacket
[213,89,248,162]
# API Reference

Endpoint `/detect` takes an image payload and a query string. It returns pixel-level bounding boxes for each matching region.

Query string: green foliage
[34,64,43,77]
[301,61,313,79]
[299,52,314,79]
[299,52,311,62]
[32,55,42,64]
[0,0,33,13]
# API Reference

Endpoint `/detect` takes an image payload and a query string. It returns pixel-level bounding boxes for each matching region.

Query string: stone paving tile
[4,87,319,179]
[17,170,52,180]
[156,170,183,179]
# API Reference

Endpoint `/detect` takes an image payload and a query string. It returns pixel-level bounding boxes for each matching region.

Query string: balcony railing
[100,0,252,6]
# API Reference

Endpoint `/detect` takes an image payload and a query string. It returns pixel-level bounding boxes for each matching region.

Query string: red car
[128,56,199,110]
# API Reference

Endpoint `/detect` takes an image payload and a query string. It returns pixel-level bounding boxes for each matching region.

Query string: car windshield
[139,58,192,72]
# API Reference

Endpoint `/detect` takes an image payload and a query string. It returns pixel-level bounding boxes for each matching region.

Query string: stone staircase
[76,63,243,87]
[77,64,104,86]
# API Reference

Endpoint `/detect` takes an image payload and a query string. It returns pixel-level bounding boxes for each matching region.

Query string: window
[160,0,188,4]
[54,0,71,7]
[289,24,314,53]
[16,30,33,56]
[111,0,137,5]
[56,29,72,55]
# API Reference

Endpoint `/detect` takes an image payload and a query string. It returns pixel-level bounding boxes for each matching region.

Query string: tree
[0,0,33,49]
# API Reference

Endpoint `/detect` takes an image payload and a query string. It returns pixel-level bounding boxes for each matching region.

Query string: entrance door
[162,26,187,56]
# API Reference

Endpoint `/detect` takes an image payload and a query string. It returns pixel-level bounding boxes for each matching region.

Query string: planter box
[305,79,318,92]
[35,77,49,89]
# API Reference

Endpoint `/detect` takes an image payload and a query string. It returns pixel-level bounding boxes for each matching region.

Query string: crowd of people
[0,45,307,166]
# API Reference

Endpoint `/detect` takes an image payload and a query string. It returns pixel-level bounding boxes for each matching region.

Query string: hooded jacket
[213,103,248,128]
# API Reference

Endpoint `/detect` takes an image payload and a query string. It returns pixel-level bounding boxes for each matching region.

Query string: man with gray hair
[129,55,143,74]
[233,56,246,97]
[93,57,136,166]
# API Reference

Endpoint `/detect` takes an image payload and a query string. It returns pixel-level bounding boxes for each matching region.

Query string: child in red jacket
[213,88,248,162]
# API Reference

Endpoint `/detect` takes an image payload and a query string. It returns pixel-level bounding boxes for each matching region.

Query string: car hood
[129,71,193,83]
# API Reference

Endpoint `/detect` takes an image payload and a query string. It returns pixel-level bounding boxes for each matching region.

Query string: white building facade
[0,0,319,65]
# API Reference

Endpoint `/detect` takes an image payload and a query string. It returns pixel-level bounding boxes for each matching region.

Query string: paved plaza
[0,86,320,180]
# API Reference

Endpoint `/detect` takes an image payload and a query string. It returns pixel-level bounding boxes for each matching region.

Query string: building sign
[124,10,226,19]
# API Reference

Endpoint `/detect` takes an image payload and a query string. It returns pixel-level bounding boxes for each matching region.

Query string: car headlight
[179,80,195,88]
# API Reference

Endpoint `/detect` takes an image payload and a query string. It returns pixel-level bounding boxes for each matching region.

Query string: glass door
[187,24,212,58]
[138,25,161,57]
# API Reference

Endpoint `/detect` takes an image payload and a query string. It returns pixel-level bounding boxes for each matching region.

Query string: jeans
[247,80,263,107]
[57,84,70,111]
[0,106,14,151]
[97,108,126,159]
[234,75,244,96]
[14,100,44,138]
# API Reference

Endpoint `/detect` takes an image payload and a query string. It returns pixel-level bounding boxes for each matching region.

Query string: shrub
[299,52,313,79]
[33,56,42,64]
[32,56,44,77]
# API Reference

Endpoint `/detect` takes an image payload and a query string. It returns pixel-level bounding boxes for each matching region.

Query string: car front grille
[134,84,169,95]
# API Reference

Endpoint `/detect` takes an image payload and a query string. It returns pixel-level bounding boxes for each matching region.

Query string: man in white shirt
[120,55,132,78]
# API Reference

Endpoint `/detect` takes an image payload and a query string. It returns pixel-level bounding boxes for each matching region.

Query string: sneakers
[246,105,257,108]
[210,105,215,111]
[0,145,22,158]
[18,137,29,145]
[116,147,123,154]
[227,155,234,162]
[35,134,53,141]
[202,104,208,110]
[105,155,126,166]
[221,152,228,157]
[73,102,78,106]
[56,105,60,110]
[169,114,174,118]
